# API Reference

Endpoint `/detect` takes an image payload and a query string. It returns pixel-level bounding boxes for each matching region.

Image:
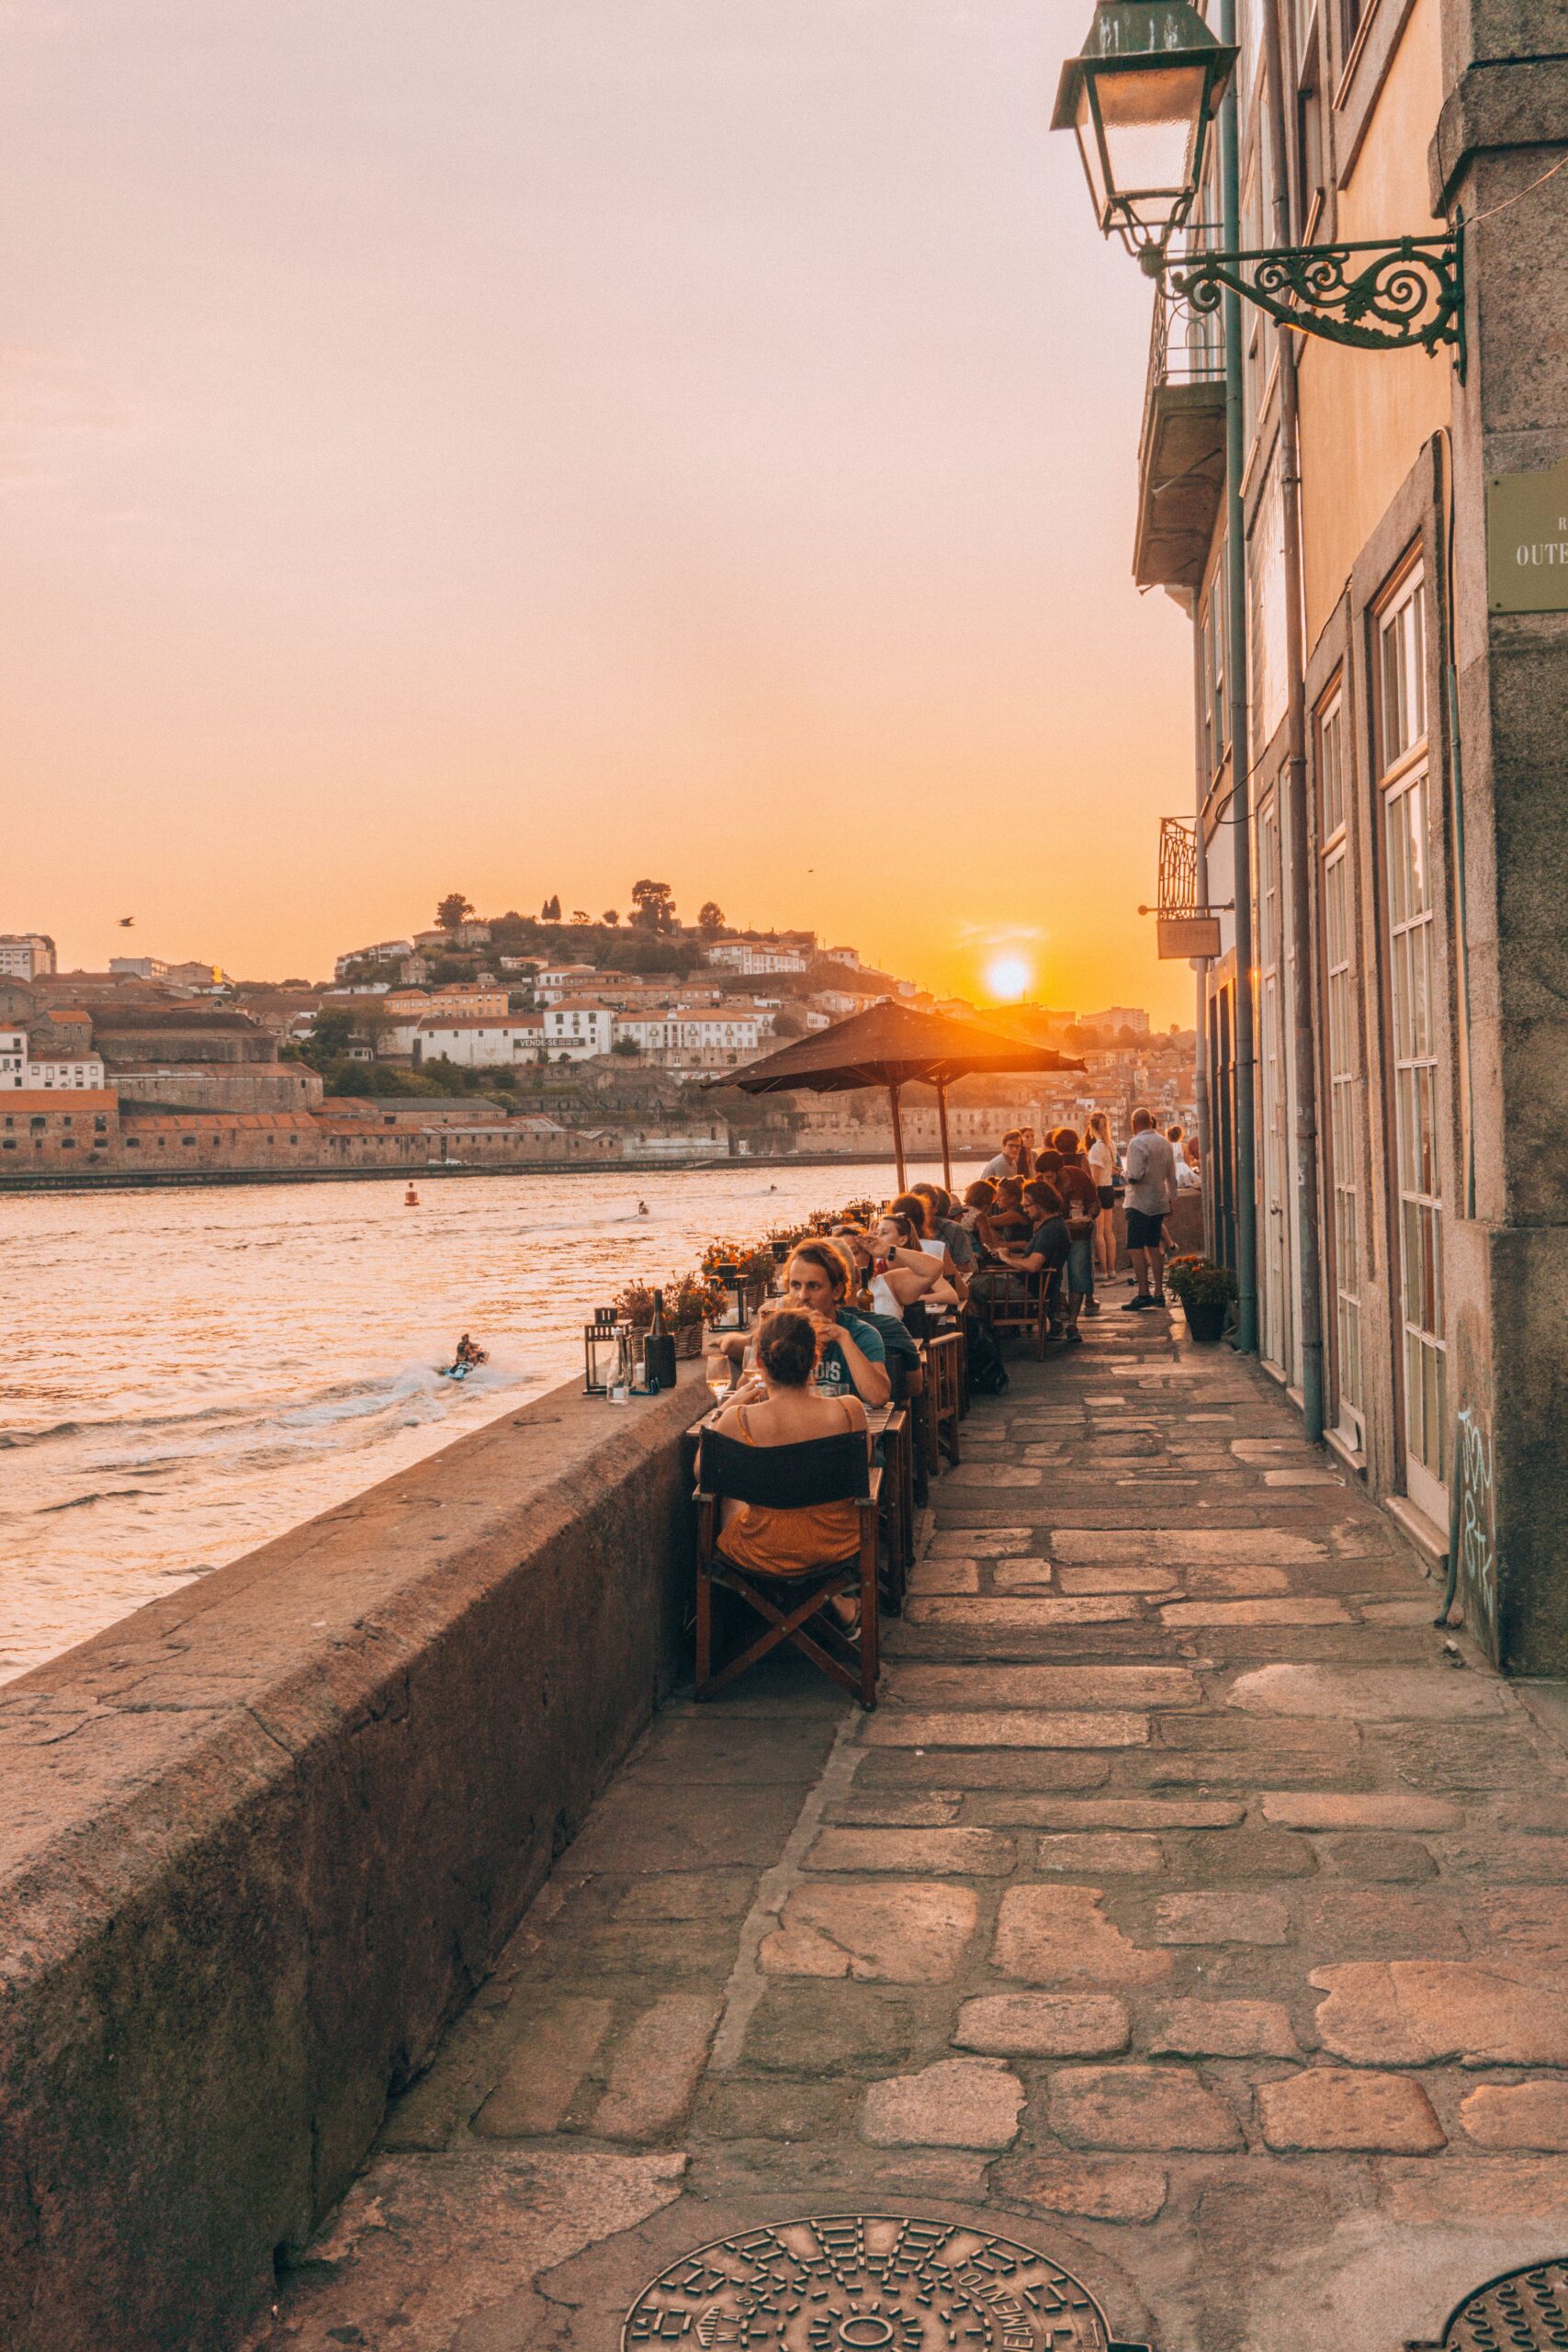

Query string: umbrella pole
[936,1082,953,1193]
[888,1080,908,1194]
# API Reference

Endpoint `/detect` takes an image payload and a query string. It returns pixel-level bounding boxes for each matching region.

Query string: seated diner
[708,1306,871,1634]
[890,1191,968,1305]
[977,1175,1030,1250]
[995,1175,1071,1336]
[779,1238,891,1407]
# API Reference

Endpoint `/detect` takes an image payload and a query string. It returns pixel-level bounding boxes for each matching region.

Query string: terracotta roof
[118,1109,318,1131]
[2,1089,118,1112]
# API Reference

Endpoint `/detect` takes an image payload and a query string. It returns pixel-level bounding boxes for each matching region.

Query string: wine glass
[705,1343,732,1414]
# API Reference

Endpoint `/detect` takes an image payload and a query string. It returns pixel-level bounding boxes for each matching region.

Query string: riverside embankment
[0,1362,707,2352]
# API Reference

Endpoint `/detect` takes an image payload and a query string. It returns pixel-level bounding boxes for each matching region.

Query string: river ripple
[0,1159,972,1682]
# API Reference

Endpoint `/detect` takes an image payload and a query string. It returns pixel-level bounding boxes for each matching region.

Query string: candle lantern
[583,1306,622,1396]
[711,1261,750,1332]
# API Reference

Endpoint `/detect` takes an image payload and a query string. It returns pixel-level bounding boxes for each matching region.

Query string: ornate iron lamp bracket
[1164,231,1464,377]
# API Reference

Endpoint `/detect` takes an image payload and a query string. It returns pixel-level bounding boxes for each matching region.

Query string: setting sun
[984,954,1032,1002]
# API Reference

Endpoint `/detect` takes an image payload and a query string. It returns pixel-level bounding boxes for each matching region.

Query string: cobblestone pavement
[248,1306,1568,2352]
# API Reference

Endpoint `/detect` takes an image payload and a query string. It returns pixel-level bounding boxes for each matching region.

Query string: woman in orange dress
[710,1306,871,1628]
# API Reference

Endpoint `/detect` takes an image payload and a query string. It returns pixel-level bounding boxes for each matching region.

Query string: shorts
[1066,1234,1096,1295]
[1096,1185,1115,1211]
[1125,1207,1167,1250]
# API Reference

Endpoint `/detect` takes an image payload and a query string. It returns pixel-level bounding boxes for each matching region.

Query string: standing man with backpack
[1121,1107,1179,1312]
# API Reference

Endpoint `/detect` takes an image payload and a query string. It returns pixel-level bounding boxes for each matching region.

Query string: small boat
[439,1361,471,1381]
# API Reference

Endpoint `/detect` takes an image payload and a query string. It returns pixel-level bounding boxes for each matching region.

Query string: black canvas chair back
[698,1427,870,1511]
[694,1426,880,1708]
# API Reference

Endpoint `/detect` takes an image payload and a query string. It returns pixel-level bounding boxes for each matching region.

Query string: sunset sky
[1,0,1197,1025]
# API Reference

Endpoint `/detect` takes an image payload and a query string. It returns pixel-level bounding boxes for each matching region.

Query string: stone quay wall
[0,1367,705,2352]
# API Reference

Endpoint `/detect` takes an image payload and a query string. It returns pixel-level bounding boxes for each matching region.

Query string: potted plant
[1165,1254,1237,1343]
[614,1272,728,1357]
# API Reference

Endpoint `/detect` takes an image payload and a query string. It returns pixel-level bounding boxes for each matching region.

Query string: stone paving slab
[248,1312,1568,2352]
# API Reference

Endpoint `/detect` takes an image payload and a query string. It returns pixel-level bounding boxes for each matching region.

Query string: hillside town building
[411,1014,546,1068]
[0,933,56,979]
[333,940,413,978]
[704,937,808,975]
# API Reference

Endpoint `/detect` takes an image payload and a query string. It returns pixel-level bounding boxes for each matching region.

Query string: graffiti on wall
[1455,1399,1496,1648]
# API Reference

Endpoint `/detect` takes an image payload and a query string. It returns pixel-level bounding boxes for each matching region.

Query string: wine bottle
[645,1288,678,1393]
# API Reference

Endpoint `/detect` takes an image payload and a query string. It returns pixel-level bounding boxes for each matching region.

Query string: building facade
[705,939,809,976]
[1122,0,1567,1667]
[412,1014,546,1068]
[541,1002,615,1059]
[0,934,57,979]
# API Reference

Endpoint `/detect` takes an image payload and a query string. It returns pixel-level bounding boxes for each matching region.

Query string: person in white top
[1167,1125,1201,1187]
[1085,1110,1119,1279]
[1121,1107,1180,1310]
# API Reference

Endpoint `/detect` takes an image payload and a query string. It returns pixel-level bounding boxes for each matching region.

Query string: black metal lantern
[1053,0,1235,259]
[583,1306,621,1396]
[710,1261,750,1332]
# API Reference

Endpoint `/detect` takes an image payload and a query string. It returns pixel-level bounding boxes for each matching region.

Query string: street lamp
[1053,0,1463,360]
[1052,1,1235,263]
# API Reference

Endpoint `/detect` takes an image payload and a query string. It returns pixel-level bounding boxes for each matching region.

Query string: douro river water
[1,1159,973,1682]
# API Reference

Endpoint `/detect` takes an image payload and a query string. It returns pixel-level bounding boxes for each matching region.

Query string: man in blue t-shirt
[783,1240,891,1407]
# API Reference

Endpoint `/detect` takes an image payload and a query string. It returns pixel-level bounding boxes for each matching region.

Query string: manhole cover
[622,2214,1150,2349]
[1410,2258,1568,2350]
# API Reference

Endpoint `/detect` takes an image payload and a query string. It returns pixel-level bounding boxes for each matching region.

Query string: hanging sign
[1158,915,1222,959]
[1488,454,1568,614]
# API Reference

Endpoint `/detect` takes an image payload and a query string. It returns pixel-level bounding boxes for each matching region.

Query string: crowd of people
[709,1108,1199,1403]
[699,1108,1201,1633]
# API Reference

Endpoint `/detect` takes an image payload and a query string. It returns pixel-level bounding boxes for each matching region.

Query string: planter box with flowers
[1165,1255,1237,1343]
[614,1273,729,1357]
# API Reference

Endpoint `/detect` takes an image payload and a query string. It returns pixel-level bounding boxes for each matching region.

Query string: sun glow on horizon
[984,954,1032,1003]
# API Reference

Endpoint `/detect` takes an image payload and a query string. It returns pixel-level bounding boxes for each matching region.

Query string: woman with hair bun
[710,1305,871,1626]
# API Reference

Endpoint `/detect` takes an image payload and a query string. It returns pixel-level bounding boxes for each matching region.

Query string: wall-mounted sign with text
[1488,453,1568,613]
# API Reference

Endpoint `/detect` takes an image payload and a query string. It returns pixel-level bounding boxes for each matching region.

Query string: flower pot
[1181,1297,1228,1344]
[673,1322,704,1360]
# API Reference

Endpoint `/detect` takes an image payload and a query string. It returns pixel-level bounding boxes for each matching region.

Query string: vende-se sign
[1488,454,1568,614]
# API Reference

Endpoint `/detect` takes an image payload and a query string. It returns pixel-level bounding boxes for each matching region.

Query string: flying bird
[118,915,135,927]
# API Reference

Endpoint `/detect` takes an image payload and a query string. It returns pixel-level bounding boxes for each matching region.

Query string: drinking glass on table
[705,1340,734,1413]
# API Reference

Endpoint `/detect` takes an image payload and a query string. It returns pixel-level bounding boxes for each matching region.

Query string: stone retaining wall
[0,1368,703,2352]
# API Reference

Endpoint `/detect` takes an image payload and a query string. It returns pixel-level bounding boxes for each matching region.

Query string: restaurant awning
[705,1000,1086,1192]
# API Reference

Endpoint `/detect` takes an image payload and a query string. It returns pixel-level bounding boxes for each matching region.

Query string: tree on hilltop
[630,878,676,933]
[697,899,726,936]
[541,893,561,921]
[570,909,591,924]
[435,892,474,932]
[603,908,619,925]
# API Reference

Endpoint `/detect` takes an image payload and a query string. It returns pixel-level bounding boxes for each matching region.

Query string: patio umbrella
[707,1000,1086,1192]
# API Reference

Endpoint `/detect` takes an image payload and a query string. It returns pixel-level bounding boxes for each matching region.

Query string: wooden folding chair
[901,1356,931,1508]
[970,1266,1056,1360]
[694,1428,880,1709]
[924,1329,964,1469]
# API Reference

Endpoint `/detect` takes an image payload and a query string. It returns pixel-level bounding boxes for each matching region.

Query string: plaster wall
[0,1368,702,2352]
[1297,0,1453,649]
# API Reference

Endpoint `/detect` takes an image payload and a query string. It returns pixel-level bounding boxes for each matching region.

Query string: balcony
[1134,277,1226,594]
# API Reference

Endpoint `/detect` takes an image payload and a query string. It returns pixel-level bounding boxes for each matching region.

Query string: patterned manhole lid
[623,2214,1150,2349]
[1408,2258,1568,2351]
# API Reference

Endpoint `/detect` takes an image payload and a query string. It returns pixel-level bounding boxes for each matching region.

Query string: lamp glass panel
[1090,62,1207,220]
[1073,88,1113,226]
